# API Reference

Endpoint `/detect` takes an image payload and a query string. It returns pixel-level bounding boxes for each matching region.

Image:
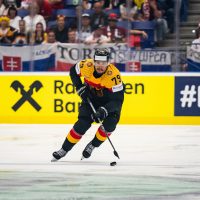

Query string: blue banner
[0,44,56,71]
[175,76,200,116]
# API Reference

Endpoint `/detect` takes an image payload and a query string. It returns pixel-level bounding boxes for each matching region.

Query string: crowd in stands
[0,0,188,49]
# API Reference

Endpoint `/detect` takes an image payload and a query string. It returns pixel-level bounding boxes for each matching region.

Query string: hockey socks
[92,126,111,147]
[52,128,82,161]
[62,128,82,151]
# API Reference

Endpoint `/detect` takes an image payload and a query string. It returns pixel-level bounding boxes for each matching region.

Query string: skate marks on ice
[1,170,200,200]
[0,124,200,200]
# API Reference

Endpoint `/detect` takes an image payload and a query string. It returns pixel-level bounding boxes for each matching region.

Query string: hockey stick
[87,98,120,159]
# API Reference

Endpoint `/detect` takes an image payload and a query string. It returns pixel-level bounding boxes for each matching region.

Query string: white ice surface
[0,124,200,200]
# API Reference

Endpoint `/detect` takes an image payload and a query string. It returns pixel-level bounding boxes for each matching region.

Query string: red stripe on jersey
[84,79,112,92]
[108,88,112,92]
[70,129,82,139]
[85,79,101,88]
[98,127,111,137]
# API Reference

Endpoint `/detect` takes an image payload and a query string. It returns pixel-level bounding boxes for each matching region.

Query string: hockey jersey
[70,58,124,114]
[75,58,123,94]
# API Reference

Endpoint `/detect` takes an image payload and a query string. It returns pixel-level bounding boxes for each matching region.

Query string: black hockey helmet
[94,48,110,62]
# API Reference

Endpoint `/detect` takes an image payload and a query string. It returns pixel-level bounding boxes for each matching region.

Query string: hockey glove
[77,85,91,102]
[91,107,108,123]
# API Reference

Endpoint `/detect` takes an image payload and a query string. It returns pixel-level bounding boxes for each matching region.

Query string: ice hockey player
[52,48,124,161]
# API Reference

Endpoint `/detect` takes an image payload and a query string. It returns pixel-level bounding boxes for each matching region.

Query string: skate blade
[81,156,85,160]
[51,157,58,162]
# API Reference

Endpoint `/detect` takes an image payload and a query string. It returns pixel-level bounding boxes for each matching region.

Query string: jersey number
[111,75,121,85]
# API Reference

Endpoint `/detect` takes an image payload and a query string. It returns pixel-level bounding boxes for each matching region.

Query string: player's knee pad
[102,113,120,132]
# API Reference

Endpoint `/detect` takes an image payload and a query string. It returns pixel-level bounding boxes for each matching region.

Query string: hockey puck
[110,161,117,166]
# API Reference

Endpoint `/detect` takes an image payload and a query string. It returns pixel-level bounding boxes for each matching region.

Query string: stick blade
[114,150,120,159]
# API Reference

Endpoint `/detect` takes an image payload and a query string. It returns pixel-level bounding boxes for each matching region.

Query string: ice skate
[81,141,95,159]
[51,148,67,162]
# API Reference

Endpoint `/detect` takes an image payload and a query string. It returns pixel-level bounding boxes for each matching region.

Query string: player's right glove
[91,107,108,123]
[77,85,90,102]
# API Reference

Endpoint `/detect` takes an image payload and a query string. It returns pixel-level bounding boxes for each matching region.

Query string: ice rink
[0,124,200,200]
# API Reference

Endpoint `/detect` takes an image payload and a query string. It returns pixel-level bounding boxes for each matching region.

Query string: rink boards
[0,72,199,124]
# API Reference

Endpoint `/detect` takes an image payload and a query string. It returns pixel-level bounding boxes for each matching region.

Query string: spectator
[44,30,57,44]
[78,13,92,43]
[191,29,200,50]
[133,12,146,21]
[141,0,168,43]
[129,29,148,49]
[120,0,138,21]
[90,1,108,31]
[141,0,150,20]
[5,0,18,7]
[13,19,28,45]
[130,29,148,38]
[134,0,145,10]
[180,0,188,22]
[53,15,68,43]
[24,2,46,32]
[0,0,6,15]
[67,29,79,43]
[102,0,122,9]
[0,15,16,44]
[47,0,64,10]
[151,0,168,42]
[7,5,21,30]
[36,0,64,21]
[101,13,127,43]
[84,25,109,45]
[27,22,47,44]
[82,0,92,11]
[157,0,175,33]
[89,0,101,7]
[194,23,200,39]
[15,0,21,7]
[20,0,32,9]
[72,5,83,29]
[36,0,52,21]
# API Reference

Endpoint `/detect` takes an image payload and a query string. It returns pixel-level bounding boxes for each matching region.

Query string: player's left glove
[91,107,108,122]
[77,85,91,102]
